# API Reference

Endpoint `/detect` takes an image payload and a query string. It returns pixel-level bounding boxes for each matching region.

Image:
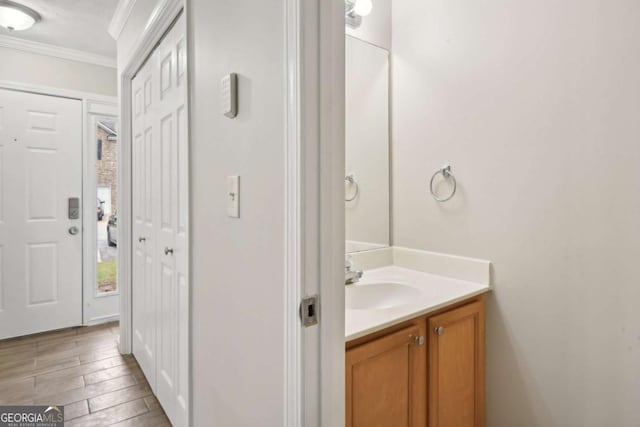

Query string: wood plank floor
[0,322,171,426]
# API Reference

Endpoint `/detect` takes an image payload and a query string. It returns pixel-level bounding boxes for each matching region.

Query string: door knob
[434,326,445,336]
[138,237,146,242]
[68,226,79,235]
[164,247,174,256]
[410,335,425,346]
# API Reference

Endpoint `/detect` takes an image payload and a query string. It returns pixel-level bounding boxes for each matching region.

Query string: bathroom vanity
[344,261,489,427]
[346,297,485,427]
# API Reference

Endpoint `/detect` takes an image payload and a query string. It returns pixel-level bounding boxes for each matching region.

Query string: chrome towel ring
[345,173,359,202]
[430,165,457,202]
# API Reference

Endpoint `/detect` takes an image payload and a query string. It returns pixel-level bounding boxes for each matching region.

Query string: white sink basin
[346,283,422,310]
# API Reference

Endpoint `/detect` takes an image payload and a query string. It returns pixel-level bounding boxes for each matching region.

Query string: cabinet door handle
[164,247,174,256]
[410,335,425,346]
[434,326,445,336]
[138,237,146,242]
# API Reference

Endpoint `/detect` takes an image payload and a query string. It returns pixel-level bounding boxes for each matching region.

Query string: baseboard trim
[85,314,120,326]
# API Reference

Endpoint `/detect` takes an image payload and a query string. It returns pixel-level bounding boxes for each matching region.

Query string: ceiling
[0,0,118,58]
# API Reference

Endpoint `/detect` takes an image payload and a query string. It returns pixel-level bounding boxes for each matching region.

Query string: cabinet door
[428,300,485,427]
[346,323,427,427]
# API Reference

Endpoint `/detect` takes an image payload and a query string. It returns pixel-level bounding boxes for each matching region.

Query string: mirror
[345,35,390,253]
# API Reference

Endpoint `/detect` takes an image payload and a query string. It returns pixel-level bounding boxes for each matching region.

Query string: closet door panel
[154,13,188,427]
[175,37,189,419]
[132,52,158,389]
[131,13,188,427]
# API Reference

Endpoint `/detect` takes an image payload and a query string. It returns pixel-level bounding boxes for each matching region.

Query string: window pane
[96,121,118,294]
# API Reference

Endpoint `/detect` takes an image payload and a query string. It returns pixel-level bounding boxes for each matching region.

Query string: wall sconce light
[346,0,373,29]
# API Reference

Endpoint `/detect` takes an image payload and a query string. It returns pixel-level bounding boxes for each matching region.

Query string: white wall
[0,46,117,96]
[188,0,286,425]
[392,1,640,426]
[114,1,288,423]
[346,0,391,49]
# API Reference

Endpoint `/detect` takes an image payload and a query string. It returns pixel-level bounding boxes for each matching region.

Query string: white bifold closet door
[131,13,189,427]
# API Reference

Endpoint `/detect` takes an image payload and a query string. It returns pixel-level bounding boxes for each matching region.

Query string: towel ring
[345,173,359,202]
[430,165,457,202]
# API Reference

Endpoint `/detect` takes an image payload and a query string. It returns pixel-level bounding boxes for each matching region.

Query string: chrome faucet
[345,255,363,285]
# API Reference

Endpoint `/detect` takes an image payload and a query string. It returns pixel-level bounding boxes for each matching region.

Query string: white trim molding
[0,34,116,68]
[284,0,302,424]
[85,313,120,326]
[108,0,138,39]
[0,80,116,104]
[317,1,346,426]
[289,0,345,425]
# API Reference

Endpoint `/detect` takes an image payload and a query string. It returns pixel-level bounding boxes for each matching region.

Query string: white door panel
[155,16,188,426]
[175,43,189,419]
[132,53,157,389]
[0,88,83,339]
[131,13,188,427]
[156,21,179,425]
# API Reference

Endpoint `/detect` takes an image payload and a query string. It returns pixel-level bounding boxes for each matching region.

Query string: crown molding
[108,0,137,40]
[0,35,116,68]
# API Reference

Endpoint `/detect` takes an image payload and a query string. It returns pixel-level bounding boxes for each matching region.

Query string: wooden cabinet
[346,296,485,427]
[428,300,485,427]
[346,322,427,427]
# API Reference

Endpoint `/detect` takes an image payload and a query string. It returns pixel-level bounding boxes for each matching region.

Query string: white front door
[0,88,83,339]
[131,13,189,427]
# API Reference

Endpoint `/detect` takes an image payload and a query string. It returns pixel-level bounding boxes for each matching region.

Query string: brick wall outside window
[97,127,118,212]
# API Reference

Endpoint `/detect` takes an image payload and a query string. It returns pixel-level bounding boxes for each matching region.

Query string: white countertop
[345,265,491,342]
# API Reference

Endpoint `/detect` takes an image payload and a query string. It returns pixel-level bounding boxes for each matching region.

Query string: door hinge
[300,295,319,327]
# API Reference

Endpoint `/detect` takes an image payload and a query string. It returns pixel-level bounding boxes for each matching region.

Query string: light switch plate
[221,73,237,118]
[227,175,240,218]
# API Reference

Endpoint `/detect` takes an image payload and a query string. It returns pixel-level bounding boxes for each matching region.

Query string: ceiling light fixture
[0,0,40,31]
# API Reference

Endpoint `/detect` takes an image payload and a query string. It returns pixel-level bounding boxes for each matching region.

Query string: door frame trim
[0,80,118,329]
[284,0,302,424]
[316,1,346,425]
[285,0,345,425]
[0,80,117,106]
